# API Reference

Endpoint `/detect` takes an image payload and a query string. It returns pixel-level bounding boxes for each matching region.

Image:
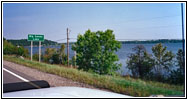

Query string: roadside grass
[3,55,184,97]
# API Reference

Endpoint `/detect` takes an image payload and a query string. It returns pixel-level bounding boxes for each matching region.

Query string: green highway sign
[28,34,44,41]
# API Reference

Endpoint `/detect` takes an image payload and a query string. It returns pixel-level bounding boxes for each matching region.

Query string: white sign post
[39,41,41,62]
[28,34,44,62]
[31,41,33,61]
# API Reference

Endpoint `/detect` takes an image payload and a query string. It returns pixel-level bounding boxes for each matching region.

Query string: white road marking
[3,68,29,82]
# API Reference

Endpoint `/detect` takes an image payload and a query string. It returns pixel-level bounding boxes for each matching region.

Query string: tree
[71,55,76,67]
[3,39,28,57]
[176,49,185,70]
[3,37,6,41]
[127,45,153,79]
[17,46,25,56]
[43,48,56,63]
[169,49,185,84]
[152,43,174,80]
[72,29,121,75]
[51,52,61,64]
[58,44,67,64]
[59,44,65,56]
[3,39,15,54]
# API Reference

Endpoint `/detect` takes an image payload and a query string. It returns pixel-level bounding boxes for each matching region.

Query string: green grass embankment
[3,55,184,97]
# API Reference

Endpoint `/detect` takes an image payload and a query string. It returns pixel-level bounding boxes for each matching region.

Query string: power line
[68,15,181,28]
[115,24,182,31]
[54,38,77,42]
[55,38,67,41]
[69,38,77,39]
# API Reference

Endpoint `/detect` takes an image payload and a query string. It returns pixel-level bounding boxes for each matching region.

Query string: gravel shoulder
[3,60,97,89]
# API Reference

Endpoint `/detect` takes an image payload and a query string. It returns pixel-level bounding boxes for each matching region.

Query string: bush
[3,39,29,57]
[17,46,29,57]
[33,54,39,61]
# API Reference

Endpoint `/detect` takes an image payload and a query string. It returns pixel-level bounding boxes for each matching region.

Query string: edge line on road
[3,68,29,82]
[3,68,41,89]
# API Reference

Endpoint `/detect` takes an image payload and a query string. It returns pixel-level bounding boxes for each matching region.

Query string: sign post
[39,41,41,62]
[31,41,33,61]
[28,34,44,62]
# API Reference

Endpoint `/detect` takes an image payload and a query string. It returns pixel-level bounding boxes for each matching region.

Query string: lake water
[25,42,183,75]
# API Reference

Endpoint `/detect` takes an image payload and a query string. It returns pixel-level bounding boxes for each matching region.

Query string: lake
[24,42,183,75]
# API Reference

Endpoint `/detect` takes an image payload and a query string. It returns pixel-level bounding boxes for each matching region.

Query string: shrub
[33,54,39,61]
[3,39,29,57]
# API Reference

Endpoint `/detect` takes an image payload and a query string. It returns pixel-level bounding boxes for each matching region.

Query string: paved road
[3,65,50,93]
[3,65,36,84]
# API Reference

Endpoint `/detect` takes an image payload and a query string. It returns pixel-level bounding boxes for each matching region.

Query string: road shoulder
[3,60,96,89]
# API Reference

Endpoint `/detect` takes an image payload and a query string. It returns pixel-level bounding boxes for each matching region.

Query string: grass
[3,55,184,97]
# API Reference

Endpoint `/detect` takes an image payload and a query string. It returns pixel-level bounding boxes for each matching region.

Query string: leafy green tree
[169,49,185,84]
[51,52,61,64]
[3,39,15,54]
[61,54,68,65]
[58,44,67,64]
[3,37,6,41]
[17,46,25,56]
[3,39,28,57]
[152,43,174,80]
[176,49,185,70]
[127,45,153,79]
[72,29,121,75]
[59,44,65,56]
[71,55,76,67]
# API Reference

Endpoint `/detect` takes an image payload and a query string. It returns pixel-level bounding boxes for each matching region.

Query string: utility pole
[181,3,185,63]
[67,28,69,67]
[181,3,185,96]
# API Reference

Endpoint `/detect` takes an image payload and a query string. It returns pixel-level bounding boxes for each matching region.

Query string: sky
[3,3,185,43]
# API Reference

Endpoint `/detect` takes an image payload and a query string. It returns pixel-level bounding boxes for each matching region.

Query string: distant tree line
[121,39,183,44]
[6,38,183,47]
[7,39,58,46]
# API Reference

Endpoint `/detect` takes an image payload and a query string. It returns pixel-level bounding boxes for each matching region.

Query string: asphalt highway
[3,65,36,84]
[3,65,51,93]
